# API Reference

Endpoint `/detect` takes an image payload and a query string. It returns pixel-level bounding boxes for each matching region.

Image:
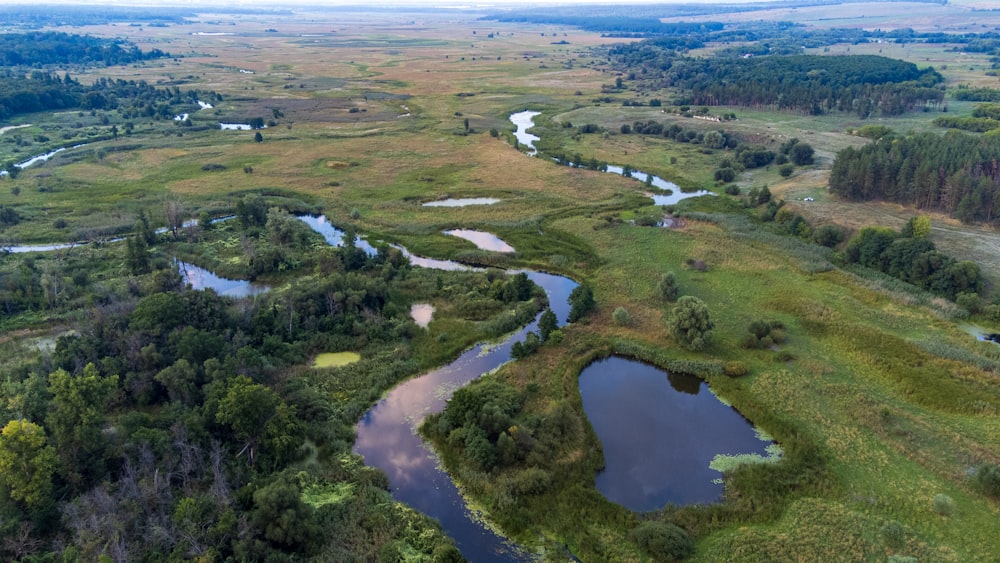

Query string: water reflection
[176,260,269,298]
[444,229,515,253]
[508,111,713,206]
[410,303,435,328]
[423,198,501,207]
[579,356,773,510]
[510,110,541,155]
[295,215,377,256]
[354,271,576,561]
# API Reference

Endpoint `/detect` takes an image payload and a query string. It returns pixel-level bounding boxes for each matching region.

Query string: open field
[2,4,1000,562]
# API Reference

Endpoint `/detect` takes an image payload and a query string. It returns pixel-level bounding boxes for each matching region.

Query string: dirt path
[0,124,30,135]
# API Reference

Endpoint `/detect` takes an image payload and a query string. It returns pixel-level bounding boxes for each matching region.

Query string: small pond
[176,260,269,298]
[220,123,267,131]
[410,303,435,328]
[313,352,361,368]
[444,229,515,253]
[422,198,500,208]
[959,323,1000,344]
[579,356,775,510]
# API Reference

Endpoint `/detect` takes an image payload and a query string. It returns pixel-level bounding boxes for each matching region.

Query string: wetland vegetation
[1,1,1000,561]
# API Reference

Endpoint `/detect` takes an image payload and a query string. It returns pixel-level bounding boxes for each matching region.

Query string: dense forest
[0,196,559,560]
[0,32,169,67]
[0,6,288,28]
[829,130,1000,224]
[0,70,217,125]
[608,49,945,117]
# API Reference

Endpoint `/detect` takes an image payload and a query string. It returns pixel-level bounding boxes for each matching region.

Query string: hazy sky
[45,0,757,7]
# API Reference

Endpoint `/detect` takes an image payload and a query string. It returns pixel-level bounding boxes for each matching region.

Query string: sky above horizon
[29,0,774,7]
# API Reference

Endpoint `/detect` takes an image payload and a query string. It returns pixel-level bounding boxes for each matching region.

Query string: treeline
[0,5,191,27]
[481,14,722,36]
[829,130,1000,224]
[0,70,218,121]
[612,51,944,117]
[0,32,169,67]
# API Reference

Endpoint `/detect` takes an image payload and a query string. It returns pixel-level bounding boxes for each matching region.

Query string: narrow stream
[509,110,713,205]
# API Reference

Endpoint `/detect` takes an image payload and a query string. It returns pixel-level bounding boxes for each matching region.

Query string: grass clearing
[313,352,362,368]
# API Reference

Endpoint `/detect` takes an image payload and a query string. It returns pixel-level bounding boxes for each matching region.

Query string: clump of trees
[843,220,983,300]
[741,319,786,349]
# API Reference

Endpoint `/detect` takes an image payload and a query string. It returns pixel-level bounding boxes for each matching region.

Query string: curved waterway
[509,111,713,204]
[354,259,577,561]
[0,143,90,176]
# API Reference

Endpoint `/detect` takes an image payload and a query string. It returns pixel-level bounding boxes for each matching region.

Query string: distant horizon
[0,0,867,9]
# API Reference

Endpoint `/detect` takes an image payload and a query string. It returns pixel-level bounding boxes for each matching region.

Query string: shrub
[630,521,693,561]
[974,462,1000,498]
[612,306,630,326]
[714,167,736,182]
[881,520,907,549]
[813,224,846,248]
[956,292,981,314]
[657,272,679,302]
[568,284,596,322]
[790,142,815,165]
[779,164,794,177]
[932,493,955,516]
[724,361,749,377]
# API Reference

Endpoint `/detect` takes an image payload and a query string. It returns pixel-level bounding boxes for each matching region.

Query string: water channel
[354,269,577,562]
[509,110,713,205]
[292,215,577,561]
[0,143,90,177]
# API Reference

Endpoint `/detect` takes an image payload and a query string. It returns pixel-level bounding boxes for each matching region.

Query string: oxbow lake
[579,356,775,510]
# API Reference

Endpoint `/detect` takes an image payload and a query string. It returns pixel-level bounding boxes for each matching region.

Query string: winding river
[509,110,713,205]
[354,269,575,562]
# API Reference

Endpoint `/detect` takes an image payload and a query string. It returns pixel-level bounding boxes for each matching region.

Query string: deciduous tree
[669,296,714,351]
[0,419,57,508]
